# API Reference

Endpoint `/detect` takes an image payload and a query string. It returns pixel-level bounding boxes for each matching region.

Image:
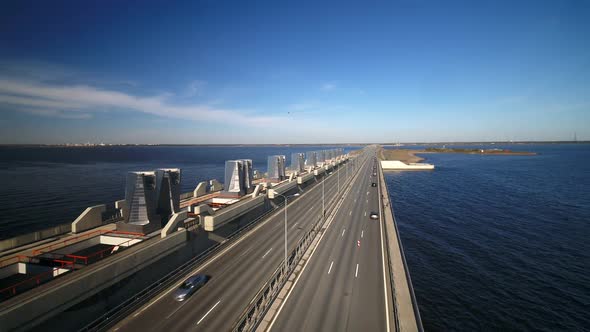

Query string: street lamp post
[272,191,300,276]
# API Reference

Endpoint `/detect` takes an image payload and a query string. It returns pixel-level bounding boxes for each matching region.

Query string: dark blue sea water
[0,145,354,240]
[386,144,590,331]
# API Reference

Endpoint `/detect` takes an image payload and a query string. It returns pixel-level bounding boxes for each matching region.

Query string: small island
[377,147,536,163]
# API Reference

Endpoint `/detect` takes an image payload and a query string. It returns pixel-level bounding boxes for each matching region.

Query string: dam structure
[0,146,422,332]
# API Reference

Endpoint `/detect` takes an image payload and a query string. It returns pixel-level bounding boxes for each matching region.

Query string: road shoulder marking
[197,300,221,325]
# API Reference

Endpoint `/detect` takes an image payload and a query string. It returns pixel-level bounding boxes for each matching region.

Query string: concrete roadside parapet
[193,181,208,197]
[71,204,107,234]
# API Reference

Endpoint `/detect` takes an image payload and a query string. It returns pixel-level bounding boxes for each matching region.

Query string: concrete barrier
[297,172,314,185]
[269,180,297,196]
[71,204,107,234]
[0,223,71,253]
[203,195,265,231]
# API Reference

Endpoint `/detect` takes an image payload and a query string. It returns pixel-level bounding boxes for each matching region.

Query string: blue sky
[0,0,588,144]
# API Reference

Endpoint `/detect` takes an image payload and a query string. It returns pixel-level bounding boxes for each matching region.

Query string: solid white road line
[262,247,273,259]
[341,228,346,237]
[328,261,334,274]
[355,264,359,278]
[197,300,221,325]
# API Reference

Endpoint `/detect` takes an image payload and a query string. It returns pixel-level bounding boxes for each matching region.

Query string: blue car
[173,274,208,301]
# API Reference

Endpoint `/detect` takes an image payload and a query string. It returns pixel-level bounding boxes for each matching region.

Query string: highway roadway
[269,148,393,331]
[111,148,372,332]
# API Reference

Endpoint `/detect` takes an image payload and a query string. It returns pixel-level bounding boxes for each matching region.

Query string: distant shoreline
[0,141,587,148]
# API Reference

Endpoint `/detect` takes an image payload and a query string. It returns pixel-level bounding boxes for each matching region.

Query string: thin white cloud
[321,83,336,91]
[184,80,207,98]
[0,79,285,126]
[20,108,93,119]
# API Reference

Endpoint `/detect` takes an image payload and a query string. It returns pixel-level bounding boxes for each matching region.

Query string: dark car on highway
[173,274,208,301]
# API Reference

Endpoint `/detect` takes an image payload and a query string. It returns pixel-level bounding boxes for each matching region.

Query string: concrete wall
[71,205,107,234]
[0,230,188,332]
[271,180,297,196]
[0,223,71,253]
[297,172,314,185]
[203,195,266,231]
